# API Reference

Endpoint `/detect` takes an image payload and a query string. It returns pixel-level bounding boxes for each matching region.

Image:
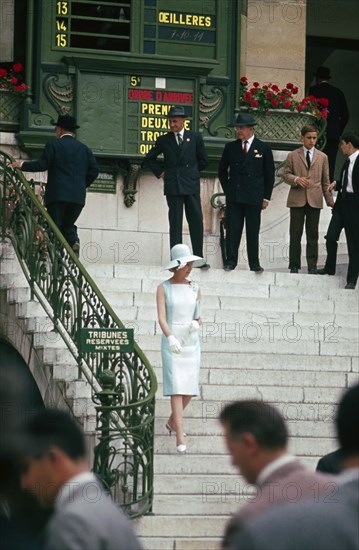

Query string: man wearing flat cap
[12,114,99,257]
[218,112,275,272]
[142,105,210,268]
[309,66,349,180]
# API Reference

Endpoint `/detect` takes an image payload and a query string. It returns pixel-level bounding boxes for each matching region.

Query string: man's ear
[240,432,259,453]
[47,447,63,463]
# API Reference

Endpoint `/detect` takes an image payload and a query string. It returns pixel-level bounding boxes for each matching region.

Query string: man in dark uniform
[309,66,349,181]
[143,106,210,268]
[12,115,99,256]
[218,112,275,272]
[318,132,359,289]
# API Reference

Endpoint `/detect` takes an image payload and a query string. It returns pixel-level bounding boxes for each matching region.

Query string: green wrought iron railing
[0,150,157,518]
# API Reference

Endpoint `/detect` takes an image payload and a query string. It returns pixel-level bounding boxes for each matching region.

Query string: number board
[54,0,131,51]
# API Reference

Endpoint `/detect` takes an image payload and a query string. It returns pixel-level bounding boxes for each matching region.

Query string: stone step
[148,351,356,372]
[153,436,336,459]
[135,536,221,550]
[155,417,335,438]
[137,334,358,356]
[154,398,347,425]
[134,515,227,539]
[153,451,320,476]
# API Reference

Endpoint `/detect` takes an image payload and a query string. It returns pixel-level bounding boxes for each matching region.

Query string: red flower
[262,85,269,90]
[249,87,258,93]
[292,86,298,94]
[296,104,303,112]
[284,101,292,108]
[245,92,252,102]
[271,99,279,107]
[12,63,23,73]
[279,95,285,101]
[15,83,27,91]
[10,77,18,85]
[266,92,273,99]
[271,84,280,93]
[240,76,248,84]
[0,68,8,78]
[317,97,329,107]
[286,83,294,89]
[253,82,260,87]
[321,108,328,119]
[284,89,291,96]
[308,95,315,101]
[251,100,259,107]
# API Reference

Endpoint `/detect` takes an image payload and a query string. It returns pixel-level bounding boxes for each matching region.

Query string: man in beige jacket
[284,124,333,274]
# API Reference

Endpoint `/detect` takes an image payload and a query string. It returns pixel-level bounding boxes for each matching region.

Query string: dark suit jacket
[316,448,344,474]
[233,477,359,550]
[21,135,99,206]
[218,137,275,206]
[308,82,349,140]
[142,130,208,196]
[334,155,359,209]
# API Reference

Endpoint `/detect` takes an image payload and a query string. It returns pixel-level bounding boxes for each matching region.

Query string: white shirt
[303,146,314,164]
[176,129,184,145]
[345,149,359,193]
[54,471,98,510]
[243,134,255,151]
[257,454,296,485]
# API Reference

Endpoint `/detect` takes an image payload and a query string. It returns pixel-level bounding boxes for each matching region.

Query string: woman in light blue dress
[157,245,203,453]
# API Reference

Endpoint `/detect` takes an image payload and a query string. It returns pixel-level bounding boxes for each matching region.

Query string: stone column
[243,0,306,96]
[0,0,14,61]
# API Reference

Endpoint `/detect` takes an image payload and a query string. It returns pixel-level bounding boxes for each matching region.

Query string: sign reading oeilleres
[80,328,134,353]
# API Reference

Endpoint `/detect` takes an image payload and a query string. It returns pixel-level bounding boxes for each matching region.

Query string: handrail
[0,150,157,518]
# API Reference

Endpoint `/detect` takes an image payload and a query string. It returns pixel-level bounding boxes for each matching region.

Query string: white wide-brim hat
[162,244,203,270]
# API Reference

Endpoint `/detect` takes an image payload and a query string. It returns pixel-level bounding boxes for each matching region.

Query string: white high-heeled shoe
[176,444,187,453]
[165,423,187,437]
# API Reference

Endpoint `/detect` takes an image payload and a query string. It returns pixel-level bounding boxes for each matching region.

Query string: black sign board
[80,328,134,353]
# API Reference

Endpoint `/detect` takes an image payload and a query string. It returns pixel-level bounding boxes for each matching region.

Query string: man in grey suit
[230,384,359,550]
[219,400,335,549]
[18,409,142,550]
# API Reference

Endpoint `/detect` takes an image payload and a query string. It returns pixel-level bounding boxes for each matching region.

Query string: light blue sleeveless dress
[161,280,201,396]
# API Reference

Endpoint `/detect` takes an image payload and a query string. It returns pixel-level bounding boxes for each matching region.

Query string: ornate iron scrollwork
[43,73,74,115]
[0,151,157,518]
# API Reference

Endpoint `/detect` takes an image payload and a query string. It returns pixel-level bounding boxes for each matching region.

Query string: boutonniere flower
[186,138,190,142]
[254,149,263,158]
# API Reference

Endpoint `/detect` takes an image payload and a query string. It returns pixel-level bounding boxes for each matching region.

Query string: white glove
[189,320,200,332]
[167,335,182,354]
[181,320,200,345]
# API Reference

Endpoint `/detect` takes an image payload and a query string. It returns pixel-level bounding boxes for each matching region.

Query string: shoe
[165,423,186,437]
[250,266,264,273]
[223,264,235,271]
[308,268,318,275]
[290,267,299,274]
[176,444,187,453]
[317,268,335,275]
[72,242,80,257]
[345,283,356,290]
[198,263,210,270]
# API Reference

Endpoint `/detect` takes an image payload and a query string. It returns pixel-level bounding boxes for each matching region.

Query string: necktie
[306,150,311,169]
[341,159,350,197]
[243,140,248,155]
[177,133,183,146]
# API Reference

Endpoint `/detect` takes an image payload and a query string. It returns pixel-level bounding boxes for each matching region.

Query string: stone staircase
[83,262,359,550]
[1,239,358,550]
